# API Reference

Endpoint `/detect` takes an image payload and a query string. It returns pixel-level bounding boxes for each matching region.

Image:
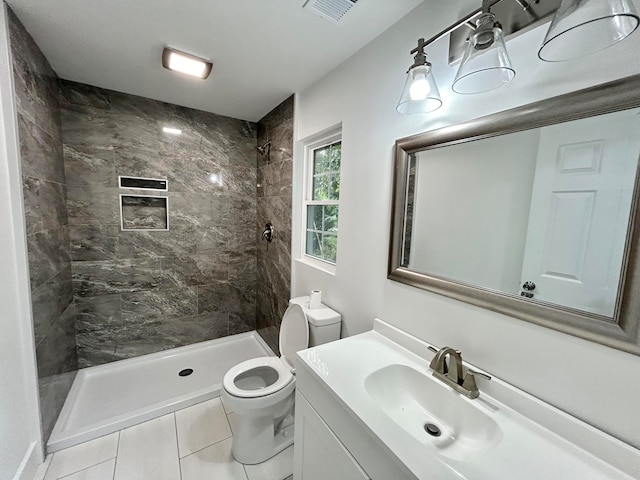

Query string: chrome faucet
[428,346,491,399]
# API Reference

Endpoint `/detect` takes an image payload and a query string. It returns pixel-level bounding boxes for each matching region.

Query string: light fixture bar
[398,0,637,114]
[162,47,212,79]
[412,0,501,53]
[409,0,560,65]
[449,0,561,64]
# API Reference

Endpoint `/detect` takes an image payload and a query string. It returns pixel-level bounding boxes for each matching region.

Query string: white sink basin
[295,320,639,480]
[364,364,502,460]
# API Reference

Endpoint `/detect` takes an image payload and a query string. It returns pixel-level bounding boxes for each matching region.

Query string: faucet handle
[461,369,491,399]
[461,371,477,392]
[466,369,491,381]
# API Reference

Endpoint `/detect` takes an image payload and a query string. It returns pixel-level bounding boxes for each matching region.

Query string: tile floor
[34,398,294,480]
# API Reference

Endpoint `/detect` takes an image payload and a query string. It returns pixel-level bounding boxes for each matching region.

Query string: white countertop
[296,319,640,480]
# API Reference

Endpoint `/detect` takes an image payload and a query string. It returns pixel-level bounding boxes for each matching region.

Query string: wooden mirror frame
[389,74,640,355]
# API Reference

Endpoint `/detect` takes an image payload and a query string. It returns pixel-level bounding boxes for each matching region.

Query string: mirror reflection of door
[519,109,640,317]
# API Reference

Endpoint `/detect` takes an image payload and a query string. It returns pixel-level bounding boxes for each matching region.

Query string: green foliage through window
[306,205,339,263]
[306,140,341,264]
[312,142,340,201]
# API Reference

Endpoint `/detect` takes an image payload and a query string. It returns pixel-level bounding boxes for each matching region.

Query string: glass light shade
[396,64,442,114]
[538,0,639,62]
[452,15,515,94]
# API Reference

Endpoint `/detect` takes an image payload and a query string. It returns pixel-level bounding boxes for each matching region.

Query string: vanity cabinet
[293,355,417,480]
[293,392,370,480]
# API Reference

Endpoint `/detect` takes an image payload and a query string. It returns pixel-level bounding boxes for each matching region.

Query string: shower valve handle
[262,223,274,243]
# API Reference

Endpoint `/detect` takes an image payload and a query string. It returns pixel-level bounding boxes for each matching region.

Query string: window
[304,136,341,265]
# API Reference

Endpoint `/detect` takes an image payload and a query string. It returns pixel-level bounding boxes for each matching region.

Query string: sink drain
[424,422,441,437]
[178,368,194,377]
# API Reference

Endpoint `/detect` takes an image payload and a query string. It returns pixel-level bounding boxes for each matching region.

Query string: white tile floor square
[36,398,294,480]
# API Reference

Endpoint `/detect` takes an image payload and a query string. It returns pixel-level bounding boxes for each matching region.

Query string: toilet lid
[279,303,309,367]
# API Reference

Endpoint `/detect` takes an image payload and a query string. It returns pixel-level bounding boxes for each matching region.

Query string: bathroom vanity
[293,320,640,479]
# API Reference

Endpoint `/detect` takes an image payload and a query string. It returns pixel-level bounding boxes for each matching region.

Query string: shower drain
[178,368,194,377]
[424,422,441,437]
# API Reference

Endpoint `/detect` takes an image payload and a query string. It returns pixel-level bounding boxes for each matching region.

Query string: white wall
[0,3,44,479]
[292,0,640,450]
[410,130,539,292]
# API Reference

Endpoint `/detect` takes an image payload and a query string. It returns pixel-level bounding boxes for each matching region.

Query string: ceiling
[6,0,423,121]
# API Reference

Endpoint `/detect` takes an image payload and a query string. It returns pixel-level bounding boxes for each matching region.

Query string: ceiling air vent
[303,0,359,23]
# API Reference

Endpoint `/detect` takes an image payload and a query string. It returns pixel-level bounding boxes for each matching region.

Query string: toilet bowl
[221,297,341,464]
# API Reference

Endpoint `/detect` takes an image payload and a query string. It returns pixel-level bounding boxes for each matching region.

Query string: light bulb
[168,51,207,78]
[409,66,431,100]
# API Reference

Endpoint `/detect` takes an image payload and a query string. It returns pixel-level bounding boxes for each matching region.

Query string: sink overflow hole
[178,368,193,377]
[424,423,441,437]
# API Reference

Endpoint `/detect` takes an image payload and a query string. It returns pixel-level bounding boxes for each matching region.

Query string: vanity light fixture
[452,0,514,94]
[162,47,213,79]
[396,38,442,114]
[538,0,640,62]
[397,0,639,114]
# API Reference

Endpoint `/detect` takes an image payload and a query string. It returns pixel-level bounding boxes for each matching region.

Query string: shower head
[257,141,271,156]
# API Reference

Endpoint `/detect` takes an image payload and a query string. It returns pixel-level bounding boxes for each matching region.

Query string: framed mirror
[389,74,640,355]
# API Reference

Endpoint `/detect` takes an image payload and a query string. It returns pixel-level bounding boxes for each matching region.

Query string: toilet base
[235,425,294,465]
[231,412,295,464]
[225,384,296,465]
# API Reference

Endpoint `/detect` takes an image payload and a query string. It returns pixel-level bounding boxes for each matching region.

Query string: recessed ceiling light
[162,47,212,79]
[162,126,182,135]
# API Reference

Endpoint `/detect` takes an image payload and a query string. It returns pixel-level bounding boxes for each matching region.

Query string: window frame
[301,131,342,271]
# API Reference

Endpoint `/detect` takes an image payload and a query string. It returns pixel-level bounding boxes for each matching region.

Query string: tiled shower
[256,99,294,353]
[9,7,78,441]
[8,7,293,443]
[61,80,260,368]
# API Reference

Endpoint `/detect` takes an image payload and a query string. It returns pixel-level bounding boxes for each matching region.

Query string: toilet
[221,296,341,464]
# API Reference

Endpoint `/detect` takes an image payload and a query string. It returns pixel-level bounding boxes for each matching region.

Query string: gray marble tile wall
[8,7,78,442]
[256,96,294,353]
[59,80,258,368]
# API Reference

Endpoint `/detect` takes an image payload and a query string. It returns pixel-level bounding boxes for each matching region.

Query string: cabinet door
[294,394,370,480]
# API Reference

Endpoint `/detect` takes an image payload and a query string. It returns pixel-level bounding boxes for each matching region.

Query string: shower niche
[119,176,169,231]
[118,177,169,231]
[120,195,169,231]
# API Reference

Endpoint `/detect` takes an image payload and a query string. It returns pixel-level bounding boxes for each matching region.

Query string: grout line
[223,408,233,433]
[173,412,183,480]
[41,454,54,480]
[57,458,115,480]
[45,437,121,480]
[176,400,232,460]
[112,430,121,480]
[22,173,68,188]
[195,284,199,315]
[178,431,233,460]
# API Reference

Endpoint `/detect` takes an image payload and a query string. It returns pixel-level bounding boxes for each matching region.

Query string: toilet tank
[289,296,341,347]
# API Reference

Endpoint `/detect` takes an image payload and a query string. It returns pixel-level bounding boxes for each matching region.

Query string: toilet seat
[223,357,293,398]
[223,304,309,399]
